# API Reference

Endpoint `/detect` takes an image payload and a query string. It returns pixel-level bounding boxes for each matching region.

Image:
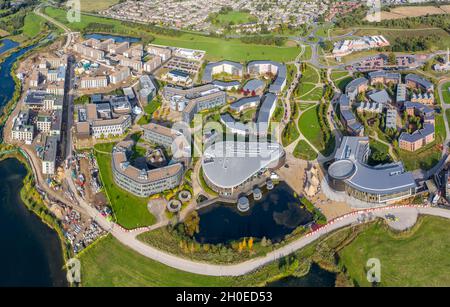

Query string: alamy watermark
[66,0,81,23]
[66,258,81,284]
[366,0,382,23]
[366,258,381,284]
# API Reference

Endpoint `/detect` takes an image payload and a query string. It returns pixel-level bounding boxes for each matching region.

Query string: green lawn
[94,143,156,229]
[21,12,46,38]
[298,105,325,152]
[435,113,447,144]
[295,83,316,98]
[336,76,353,92]
[293,140,318,160]
[215,11,253,25]
[339,216,450,287]
[298,102,317,111]
[44,7,300,62]
[330,70,349,82]
[301,64,320,84]
[137,98,162,125]
[442,82,450,104]
[299,45,312,61]
[398,143,441,171]
[78,233,323,286]
[79,235,236,286]
[282,121,300,147]
[300,86,323,101]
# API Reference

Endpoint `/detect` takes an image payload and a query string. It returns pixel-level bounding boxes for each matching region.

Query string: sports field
[215,11,253,25]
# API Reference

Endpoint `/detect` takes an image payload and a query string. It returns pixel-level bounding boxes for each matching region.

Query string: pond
[266,263,337,287]
[194,182,314,244]
[84,33,141,43]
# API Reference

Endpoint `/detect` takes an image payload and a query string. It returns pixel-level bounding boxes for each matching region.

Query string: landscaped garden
[442,81,450,104]
[298,104,334,156]
[293,140,318,160]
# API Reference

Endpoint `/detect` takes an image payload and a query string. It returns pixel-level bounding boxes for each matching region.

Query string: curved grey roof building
[202,141,285,195]
[328,136,417,204]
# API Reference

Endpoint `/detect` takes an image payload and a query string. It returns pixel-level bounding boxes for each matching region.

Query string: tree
[183,211,200,237]
[248,237,254,250]
[388,52,397,66]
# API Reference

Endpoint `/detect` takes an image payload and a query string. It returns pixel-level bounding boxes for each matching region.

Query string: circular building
[327,159,356,192]
[167,199,182,213]
[178,190,192,202]
[237,197,250,212]
[253,188,262,200]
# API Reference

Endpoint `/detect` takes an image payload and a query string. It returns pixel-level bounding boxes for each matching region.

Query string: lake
[195,183,314,244]
[0,158,67,286]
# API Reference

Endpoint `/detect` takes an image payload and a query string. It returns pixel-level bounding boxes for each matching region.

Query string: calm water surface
[195,183,314,244]
[0,158,67,286]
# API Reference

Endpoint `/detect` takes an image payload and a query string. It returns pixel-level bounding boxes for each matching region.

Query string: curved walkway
[67,166,450,276]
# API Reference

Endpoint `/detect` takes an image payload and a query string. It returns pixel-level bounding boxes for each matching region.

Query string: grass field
[293,140,318,160]
[435,113,447,144]
[330,70,350,82]
[300,86,323,101]
[299,45,312,61]
[295,83,316,98]
[301,64,320,84]
[336,76,353,92]
[353,27,450,51]
[282,121,300,147]
[44,7,300,62]
[442,82,450,104]
[94,143,156,229]
[398,142,441,171]
[78,233,323,286]
[298,105,325,153]
[340,216,450,286]
[378,5,450,21]
[79,0,120,12]
[215,11,253,25]
[21,13,46,39]
[137,98,162,125]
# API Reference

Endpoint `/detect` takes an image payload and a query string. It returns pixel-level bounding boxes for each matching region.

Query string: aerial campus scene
[0,0,450,292]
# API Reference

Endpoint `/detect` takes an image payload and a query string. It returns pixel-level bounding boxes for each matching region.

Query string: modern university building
[327,136,417,204]
[202,141,285,196]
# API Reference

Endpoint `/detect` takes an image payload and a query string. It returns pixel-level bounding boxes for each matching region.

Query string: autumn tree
[183,211,200,237]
